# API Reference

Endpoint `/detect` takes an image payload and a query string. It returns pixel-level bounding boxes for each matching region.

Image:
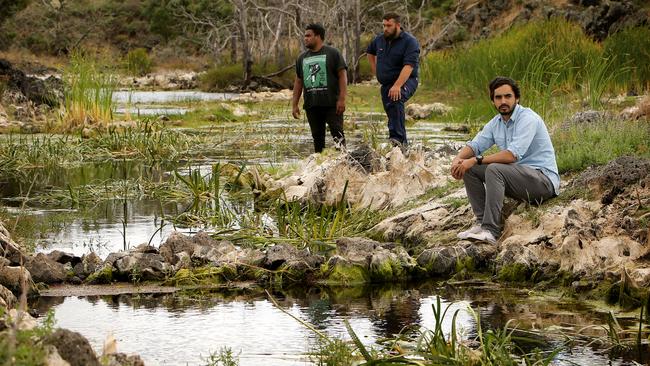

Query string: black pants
[305,106,345,153]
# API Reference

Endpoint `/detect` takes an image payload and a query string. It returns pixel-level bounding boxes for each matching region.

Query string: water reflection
[30,283,643,366]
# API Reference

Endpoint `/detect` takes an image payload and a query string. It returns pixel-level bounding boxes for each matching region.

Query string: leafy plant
[124,48,153,76]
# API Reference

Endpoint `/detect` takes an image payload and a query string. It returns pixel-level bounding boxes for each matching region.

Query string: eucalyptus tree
[168,0,432,84]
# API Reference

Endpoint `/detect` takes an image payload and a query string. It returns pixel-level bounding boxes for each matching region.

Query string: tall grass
[422,19,598,98]
[61,51,117,130]
[553,118,650,173]
[604,26,650,92]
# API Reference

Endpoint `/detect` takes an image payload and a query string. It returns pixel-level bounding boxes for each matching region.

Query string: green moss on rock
[86,265,114,284]
[497,263,530,283]
[321,261,369,286]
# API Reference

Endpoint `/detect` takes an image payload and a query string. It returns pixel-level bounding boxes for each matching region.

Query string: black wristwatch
[476,155,483,165]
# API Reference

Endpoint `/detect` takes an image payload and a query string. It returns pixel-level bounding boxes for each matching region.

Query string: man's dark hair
[306,23,326,41]
[382,13,401,23]
[489,76,521,100]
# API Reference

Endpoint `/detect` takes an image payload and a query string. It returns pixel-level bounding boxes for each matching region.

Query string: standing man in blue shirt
[450,77,560,244]
[366,13,420,147]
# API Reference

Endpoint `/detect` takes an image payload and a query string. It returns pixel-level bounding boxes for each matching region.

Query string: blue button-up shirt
[366,31,419,86]
[467,104,560,195]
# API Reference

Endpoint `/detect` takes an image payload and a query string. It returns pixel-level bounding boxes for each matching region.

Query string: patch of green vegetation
[165,265,238,287]
[86,265,114,284]
[309,337,356,366]
[124,48,153,76]
[320,261,369,286]
[0,310,56,366]
[201,346,239,366]
[553,118,650,173]
[60,50,116,130]
[442,196,466,209]
[497,263,531,283]
[604,26,650,93]
[369,256,406,282]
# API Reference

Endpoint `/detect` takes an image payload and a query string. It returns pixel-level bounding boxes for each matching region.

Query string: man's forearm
[367,54,376,76]
[337,69,347,101]
[292,77,303,107]
[483,150,516,164]
[392,64,413,88]
[455,145,475,161]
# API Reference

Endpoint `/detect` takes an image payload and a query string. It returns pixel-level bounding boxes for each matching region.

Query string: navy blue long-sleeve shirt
[366,31,420,86]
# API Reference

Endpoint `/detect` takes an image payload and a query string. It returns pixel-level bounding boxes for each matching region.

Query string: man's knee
[485,163,511,177]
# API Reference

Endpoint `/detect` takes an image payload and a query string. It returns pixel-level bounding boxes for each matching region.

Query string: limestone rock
[24,253,67,284]
[114,253,169,281]
[45,329,101,366]
[0,265,34,295]
[406,103,452,119]
[0,284,17,308]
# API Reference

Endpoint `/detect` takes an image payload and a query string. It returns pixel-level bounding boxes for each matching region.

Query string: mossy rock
[369,254,406,282]
[166,265,237,286]
[497,263,531,283]
[320,261,369,286]
[86,265,114,284]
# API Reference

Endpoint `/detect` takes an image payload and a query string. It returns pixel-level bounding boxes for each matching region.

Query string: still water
[32,283,643,366]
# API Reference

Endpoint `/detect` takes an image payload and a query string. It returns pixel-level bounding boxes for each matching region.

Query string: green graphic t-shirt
[296,45,347,109]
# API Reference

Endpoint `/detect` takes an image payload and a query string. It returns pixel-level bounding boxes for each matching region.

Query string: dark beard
[384,30,397,40]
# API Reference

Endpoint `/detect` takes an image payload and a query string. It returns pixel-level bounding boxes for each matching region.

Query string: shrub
[200,63,243,91]
[124,48,153,76]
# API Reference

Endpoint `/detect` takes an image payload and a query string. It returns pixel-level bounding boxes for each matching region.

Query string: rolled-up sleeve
[403,38,420,67]
[366,38,377,55]
[506,115,538,160]
[467,122,495,156]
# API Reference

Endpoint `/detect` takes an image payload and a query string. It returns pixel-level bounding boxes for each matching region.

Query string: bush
[124,48,153,76]
[200,63,243,91]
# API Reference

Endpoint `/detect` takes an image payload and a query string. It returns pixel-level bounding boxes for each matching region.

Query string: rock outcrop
[258,145,451,210]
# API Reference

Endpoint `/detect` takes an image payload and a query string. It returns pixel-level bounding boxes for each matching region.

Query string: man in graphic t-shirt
[292,23,347,153]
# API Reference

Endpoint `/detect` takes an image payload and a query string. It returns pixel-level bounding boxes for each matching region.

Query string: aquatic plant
[60,50,117,130]
[270,292,562,366]
[201,347,239,366]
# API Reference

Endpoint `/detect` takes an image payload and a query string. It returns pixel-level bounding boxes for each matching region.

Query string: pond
[32,282,644,366]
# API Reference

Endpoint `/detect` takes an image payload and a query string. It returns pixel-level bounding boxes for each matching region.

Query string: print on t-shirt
[302,54,327,91]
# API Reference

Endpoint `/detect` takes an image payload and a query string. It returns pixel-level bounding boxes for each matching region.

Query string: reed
[603,26,650,92]
[60,50,117,130]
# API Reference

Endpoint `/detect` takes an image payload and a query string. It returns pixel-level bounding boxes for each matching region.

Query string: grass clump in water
[60,50,116,131]
[124,48,153,76]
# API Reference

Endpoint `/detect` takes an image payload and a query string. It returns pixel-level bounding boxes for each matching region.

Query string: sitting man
[450,76,560,244]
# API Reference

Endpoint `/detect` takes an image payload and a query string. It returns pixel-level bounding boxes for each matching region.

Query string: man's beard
[384,29,397,40]
[498,104,514,116]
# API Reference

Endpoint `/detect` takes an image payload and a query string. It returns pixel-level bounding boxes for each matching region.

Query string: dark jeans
[463,163,555,237]
[305,106,345,153]
[380,77,418,145]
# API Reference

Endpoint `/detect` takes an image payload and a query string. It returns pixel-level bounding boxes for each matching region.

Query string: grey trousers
[463,163,555,237]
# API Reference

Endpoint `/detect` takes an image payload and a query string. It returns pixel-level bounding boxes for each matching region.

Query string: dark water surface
[32,283,645,366]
